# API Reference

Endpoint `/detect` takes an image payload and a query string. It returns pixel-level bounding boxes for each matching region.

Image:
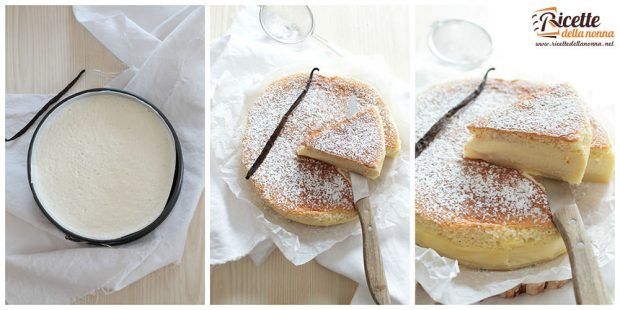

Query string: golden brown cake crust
[299,106,386,169]
[243,73,400,226]
[468,83,591,142]
[415,78,570,269]
[590,118,611,149]
[416,78,555,230]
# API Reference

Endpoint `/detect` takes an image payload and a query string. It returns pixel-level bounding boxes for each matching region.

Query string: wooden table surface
[209,5,409,304]
[6,5,205,304]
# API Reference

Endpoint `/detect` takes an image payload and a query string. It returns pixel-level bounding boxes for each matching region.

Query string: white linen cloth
[5,6,205,304]
[414,4,616,304]
[210,6,410,304]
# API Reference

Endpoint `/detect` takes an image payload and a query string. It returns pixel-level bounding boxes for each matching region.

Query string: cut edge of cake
[583,118,615,183]
[297,106,386,179]
[464,84,593,185]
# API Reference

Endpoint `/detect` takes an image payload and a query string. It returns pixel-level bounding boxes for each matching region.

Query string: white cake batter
[30,92,176,240]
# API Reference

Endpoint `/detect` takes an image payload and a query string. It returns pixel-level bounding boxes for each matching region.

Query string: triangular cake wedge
[464,84,593,185]
[584,118,615,183]
[297,106,386,179]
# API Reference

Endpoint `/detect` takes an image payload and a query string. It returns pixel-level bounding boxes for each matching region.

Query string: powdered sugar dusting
[470,84,591,141]
[243,73,399,213]
[416,79,553,226]
[301,107,386,167]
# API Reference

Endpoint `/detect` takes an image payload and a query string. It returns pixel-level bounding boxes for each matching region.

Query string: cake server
[539,178,610,304]
[347,96,391,305]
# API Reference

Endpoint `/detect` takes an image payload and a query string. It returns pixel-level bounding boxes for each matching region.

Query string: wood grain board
[416,279,571,304]
[499,280,570,298]
[6,5,205,304]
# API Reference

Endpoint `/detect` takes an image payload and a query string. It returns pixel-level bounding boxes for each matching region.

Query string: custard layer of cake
[416,79,566,270]
[583,118,615,183]
[464,84,592,185]
[416,210,566,270]
[243,73,400,226]
[297,106,386,179]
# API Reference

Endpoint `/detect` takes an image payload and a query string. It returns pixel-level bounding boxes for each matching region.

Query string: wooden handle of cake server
[355,196,391,305]
[553,203,610,304]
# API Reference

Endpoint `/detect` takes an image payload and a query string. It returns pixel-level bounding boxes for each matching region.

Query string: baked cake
[464,84,593,184]
[416,79,567,270]
[297,106,386,179]
[243,73,400,226]
[583,118,615,183]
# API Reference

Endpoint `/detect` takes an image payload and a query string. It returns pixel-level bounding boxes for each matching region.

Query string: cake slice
[297,106,386,179]
[464,84,593,184]
[583,118,615,183]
